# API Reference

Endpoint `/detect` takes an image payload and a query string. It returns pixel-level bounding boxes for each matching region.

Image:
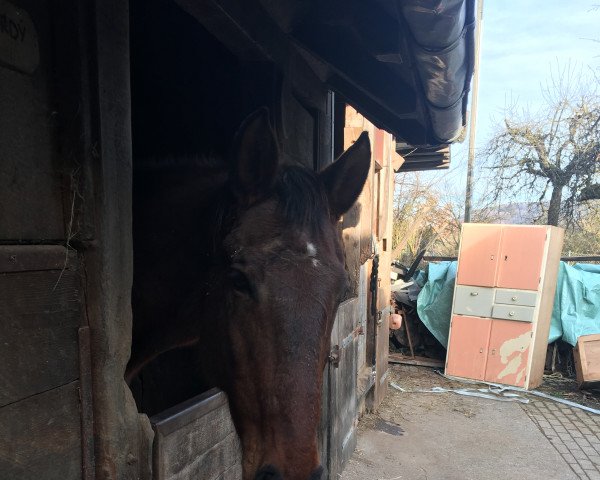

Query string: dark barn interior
[128,0,325,416]
[130,0,255,414]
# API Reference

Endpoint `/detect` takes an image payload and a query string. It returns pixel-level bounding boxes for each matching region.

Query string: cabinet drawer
[491,304,534,323]
[495,289,538,307]
[454,286,494,317]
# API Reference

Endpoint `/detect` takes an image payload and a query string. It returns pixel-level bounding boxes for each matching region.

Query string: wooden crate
[574,334,600,388]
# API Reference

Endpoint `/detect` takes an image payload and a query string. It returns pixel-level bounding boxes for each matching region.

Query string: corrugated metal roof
[395,143,451,173]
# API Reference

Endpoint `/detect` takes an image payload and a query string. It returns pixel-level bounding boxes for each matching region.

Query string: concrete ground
[341,365,600,480]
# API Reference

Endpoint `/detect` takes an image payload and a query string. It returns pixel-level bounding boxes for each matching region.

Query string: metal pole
[464,0,484,223]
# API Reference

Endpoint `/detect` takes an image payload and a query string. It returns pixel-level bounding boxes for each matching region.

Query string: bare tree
[483,66,600,227]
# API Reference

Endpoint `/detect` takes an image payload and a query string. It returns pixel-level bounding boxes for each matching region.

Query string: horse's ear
[319,132,371,219]
[231,107,278,203]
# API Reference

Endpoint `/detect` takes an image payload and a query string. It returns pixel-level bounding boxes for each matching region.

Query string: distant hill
[474,202,544,225]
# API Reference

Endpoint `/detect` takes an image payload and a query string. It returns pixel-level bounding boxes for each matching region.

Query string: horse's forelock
[274,166,330,231]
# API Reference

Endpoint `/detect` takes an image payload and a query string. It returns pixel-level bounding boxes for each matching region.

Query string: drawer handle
[511,296,517,301]
[509,311,515,317]
[470,292,479,296]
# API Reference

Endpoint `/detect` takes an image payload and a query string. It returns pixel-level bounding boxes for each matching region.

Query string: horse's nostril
[309,465,326,480]
[255,465,283,480]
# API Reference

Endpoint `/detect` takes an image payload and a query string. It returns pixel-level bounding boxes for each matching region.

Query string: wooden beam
[388,354,445,369]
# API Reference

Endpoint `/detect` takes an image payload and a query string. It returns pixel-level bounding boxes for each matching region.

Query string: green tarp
[416,261,600,348]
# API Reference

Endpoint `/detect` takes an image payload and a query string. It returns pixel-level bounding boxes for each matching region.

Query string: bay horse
[126,108,371,480]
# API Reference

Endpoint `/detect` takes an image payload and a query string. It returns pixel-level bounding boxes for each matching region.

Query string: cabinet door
[496,227,546,290]
[446,315,492,381]
[456,224,502,287]
[484,320,532,387]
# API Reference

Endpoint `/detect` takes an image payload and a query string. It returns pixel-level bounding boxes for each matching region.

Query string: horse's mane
[207,164,330,258]
[134,157,330,257]
[275,165,330,232]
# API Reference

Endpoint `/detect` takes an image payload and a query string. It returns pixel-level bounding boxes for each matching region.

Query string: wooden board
[0,381,81,480]
[81,0,154,477]
[356,263,368,374]
[151,388,241,480]
[342,179,362,298]
[388,354,445,369]
[0,258,81,407]
[327,298,359,479]
[342,114,374,266]
[0,0,66,241]
[370,156,393,410]
[528,226,564,389]
[0,245,67,272]
[574,334,600,389]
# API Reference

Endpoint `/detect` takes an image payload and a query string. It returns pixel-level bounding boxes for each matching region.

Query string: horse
[126,107,371,480]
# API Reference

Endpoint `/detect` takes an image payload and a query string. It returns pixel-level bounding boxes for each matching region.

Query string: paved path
[341,365,599,480]
[526,400,600,479]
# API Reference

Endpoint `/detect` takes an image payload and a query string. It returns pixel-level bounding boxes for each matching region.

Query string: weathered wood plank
[356,263,368,372]
[152,389,242,480]
[327,299,359,478]
[82,0,154,477]
[0,245,68,273]
[0,268,82,407]
[0,0,66,241]
[78,326,95,480]
[0,381,82,480]
[388,354,445,369]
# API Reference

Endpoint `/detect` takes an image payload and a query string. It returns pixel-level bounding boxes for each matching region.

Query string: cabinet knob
[470,292,479,296]
[511,296,517,301]
[479,348,483,353]
[490,255,494,260]
[509,311,515,317]
[491,349,496,355]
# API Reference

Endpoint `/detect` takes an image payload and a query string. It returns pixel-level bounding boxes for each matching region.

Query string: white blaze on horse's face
[306,242,320,267]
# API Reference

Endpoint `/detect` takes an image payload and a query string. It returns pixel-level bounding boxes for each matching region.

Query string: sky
[418,0,600,208]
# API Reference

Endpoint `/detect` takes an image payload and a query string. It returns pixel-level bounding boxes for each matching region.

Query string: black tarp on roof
[265,0,475,148]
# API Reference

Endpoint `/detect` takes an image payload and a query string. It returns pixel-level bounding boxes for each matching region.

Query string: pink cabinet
[446,224,564,389]
[446,316,491,381]
[455,224,501,287]
[496,226,547,290]
[484,320,532,387]
[446,316,532,387]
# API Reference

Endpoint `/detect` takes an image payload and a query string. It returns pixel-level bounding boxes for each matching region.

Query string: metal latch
[329,345,340,368]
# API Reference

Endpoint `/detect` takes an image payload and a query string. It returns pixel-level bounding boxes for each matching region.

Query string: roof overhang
[268,0,475,148]
[175,0,475,166]
[395,143,451,173]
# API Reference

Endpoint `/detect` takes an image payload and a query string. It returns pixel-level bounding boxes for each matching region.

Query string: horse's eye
[228,268,254,296]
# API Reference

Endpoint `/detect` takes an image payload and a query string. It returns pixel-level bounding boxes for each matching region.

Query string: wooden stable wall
[0,1,96,478]
[1,1,152,479]
[325,105,400,475]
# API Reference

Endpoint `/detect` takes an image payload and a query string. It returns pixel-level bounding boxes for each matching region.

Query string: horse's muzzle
[254,465,326,480]
[255,465,282,480]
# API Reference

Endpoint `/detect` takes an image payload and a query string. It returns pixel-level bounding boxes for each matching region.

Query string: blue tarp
[416,261,600,347]
[549,263,600,345]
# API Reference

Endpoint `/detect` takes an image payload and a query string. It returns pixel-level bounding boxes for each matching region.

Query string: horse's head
[219,109,370,480]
